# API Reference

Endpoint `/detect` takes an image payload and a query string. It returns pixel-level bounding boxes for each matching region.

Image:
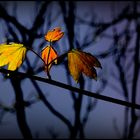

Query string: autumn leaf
[45,27,64,42]
[68,49,102,82]
[41,46,58,73]
[0,43,27,71]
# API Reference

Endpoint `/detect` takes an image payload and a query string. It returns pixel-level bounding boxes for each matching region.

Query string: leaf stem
[26,47,46,65]
[26,46,68,78]
[26,46,68,67]
[46,42,52,79]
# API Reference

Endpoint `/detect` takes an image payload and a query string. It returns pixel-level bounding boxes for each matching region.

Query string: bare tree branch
[0,69,140,110]
[10,77,32,138]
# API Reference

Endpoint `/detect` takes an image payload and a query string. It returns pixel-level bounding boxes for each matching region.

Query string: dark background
[0,1,140,139]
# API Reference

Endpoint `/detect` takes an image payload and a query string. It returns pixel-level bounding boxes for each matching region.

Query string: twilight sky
[0,1,139,139]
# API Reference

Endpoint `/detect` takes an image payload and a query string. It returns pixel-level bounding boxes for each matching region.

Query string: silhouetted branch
[0,101,15,124]
[113,21,130,138]
[5,22,20,42]
[71,76,85,138]
[59,1,75,50]
[76,5,140,38]
[23,54,73,132]
[0,69,140,110]
[30,1,51,32]
[0,1,140,138]
[113,118,121,138]
[30,79,73,132]
[10,77,32,139]
[82,77,107,129]
[128,14,140,139]
[0,4,28,42]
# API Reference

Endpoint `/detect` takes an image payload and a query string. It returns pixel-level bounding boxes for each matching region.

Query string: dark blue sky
[0,1,140,139]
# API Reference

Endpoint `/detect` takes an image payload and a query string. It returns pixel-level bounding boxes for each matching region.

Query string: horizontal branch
[0,68,140,110]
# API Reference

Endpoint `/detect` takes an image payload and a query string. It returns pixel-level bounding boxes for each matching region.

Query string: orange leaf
[75,50,102,68]
[68,49,102,82]
[45,27,64,42]
[41,46,58,72]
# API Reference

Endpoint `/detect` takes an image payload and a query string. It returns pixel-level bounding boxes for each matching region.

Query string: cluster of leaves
[0,27,102,82]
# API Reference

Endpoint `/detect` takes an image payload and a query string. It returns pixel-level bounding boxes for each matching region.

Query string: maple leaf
[68,49,102,83]
[41,46,58,73]
[45,27,64,42]
[0,43,27,71]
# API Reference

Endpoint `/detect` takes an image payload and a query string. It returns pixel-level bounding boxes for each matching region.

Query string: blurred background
[0,1,140,139]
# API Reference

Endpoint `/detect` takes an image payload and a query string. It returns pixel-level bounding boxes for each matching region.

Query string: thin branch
[30,78,72,132]
[128,11,140,138]
[30,1,51,32]
[0,68,140,110]
[23,53,73,132]
[71,76,85,138]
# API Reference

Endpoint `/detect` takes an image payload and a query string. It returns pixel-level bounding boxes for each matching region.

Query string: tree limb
[0,68,140,110]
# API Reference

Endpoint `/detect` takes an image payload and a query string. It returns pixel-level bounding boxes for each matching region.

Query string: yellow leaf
[45,27,64,42]
[41,46,58,72]
[0,43,27,71]
[68,51,82,82]
[68,49,102,82]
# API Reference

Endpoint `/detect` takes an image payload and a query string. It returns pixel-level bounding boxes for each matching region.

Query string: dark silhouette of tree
[0,1,140,139]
